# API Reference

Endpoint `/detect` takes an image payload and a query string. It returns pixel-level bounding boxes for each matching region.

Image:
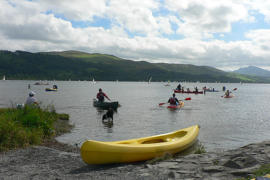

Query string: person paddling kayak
[176,83,181,90]
[97,88,111,102]
[168,93,179,105]
[224,90,231,97]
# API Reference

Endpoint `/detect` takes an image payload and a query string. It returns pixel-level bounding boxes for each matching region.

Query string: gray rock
[156,162,179,168]
[202,166,225,173]
[223,160,242,169]
[229,165,260,177]
[168,171,175,179]
[175,170,195,174]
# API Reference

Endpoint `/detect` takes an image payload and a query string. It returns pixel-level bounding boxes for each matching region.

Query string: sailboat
[92,78,96,84]
[2,75,5,80]
[148,77,152,84]
[164,80,170,86]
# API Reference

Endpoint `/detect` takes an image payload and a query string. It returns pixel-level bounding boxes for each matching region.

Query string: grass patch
[0,106,71,152]
[146,152,173,164]
[194,142,206,154]
[236,164,270,180]
[57,113,69,120]
[252,164,270,177]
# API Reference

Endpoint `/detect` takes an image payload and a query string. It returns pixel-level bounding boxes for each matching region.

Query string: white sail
[148,77,152,84]
[164,80,170,86]
[2,75,5,80]
[92,78,96,84]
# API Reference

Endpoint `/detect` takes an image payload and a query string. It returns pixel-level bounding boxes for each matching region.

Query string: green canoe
[93,99,119,110]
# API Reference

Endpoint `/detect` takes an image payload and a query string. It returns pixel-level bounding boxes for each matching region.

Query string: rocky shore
[0,140,269,179]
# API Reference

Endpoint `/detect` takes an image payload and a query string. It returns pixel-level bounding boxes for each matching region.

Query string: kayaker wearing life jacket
[97,88,111,102]
[224,90,230,97]
[176,83,181,90]
[194,87,198,93]
[168,93,179,105]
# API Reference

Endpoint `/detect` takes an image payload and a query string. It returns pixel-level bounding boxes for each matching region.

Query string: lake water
[0,80,270,151]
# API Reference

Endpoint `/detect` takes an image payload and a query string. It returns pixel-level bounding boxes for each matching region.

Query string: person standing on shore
[25,91,38,106]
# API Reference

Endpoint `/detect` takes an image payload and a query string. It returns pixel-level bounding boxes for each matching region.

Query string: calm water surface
[0,80,270,151]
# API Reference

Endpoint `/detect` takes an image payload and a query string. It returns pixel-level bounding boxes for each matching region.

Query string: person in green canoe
[168,93,179,105]
[97,88,111,102]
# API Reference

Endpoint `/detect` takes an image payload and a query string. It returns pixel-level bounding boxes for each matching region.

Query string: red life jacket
[169,97,176,105]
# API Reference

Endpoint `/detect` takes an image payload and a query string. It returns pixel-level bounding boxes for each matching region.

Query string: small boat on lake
[34,81,49,85]
[80,125,200,164]
[204,89,219,92]
[45,85,58,91]
[174,90,203,94]
[45,88,57,91]
[223,95,234,98]
[93,99,119,110]
[164,80,170,86]
[167,101,184,109]
[92,78,96,84]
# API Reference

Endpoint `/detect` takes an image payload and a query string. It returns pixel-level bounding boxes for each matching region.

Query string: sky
[1,0,270,71]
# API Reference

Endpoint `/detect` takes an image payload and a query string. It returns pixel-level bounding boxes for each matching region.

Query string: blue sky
[1,0,270,71]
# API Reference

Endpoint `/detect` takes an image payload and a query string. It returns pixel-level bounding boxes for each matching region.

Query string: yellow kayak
[45,88,57,91]
[81,125,200,164]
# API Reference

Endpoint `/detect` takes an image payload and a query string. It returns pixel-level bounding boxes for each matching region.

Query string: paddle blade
[159,103,166,106]
[185,97,191,100]
[233,88,237,91]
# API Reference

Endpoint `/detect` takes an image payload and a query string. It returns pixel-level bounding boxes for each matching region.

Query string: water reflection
[102,120,114,133]
[96,108,115,133]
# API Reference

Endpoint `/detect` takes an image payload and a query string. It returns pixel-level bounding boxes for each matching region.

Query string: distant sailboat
[148,77,152,84]
[92,78,96,84]
[2,75,5,80]
[164,80,170,86]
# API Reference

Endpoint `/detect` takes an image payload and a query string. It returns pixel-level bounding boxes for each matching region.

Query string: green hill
[0,50,268,83]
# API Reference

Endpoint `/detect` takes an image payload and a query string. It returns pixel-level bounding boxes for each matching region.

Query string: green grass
[57,113,69,120]
[0,106,70,152]
[194,142,206,154]
[236,164,270,180]
[146,152,173,164]
[252,164,270,177]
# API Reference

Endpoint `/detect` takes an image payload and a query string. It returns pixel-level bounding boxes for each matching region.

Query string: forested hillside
[0,50,268,83]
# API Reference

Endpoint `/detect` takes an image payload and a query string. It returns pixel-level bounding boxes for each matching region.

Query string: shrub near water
[0,105,61,152]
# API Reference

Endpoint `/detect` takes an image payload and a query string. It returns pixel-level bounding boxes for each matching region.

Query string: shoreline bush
[0,105,70,152]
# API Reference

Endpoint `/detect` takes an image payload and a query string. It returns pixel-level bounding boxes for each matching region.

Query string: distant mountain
[0,50,269,83]
[233,66,270,77]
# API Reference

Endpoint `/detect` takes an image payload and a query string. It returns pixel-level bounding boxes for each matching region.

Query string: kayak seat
[141,138,166,144]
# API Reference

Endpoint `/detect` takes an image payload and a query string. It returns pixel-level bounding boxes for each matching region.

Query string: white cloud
[39,0,108,21]
[0,0,270,70]
[165,0,250,38]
